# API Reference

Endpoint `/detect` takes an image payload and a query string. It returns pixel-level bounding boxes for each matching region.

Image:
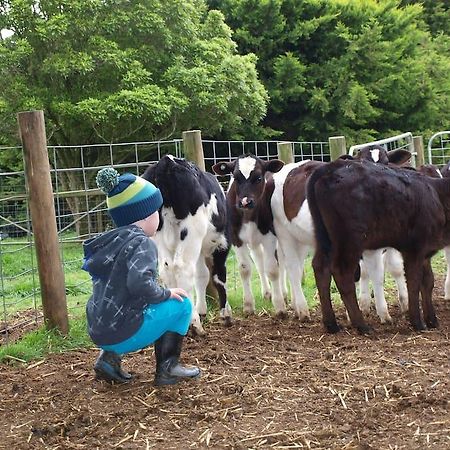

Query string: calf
[307,158,445,333]
[438,162,450,300]
[142,155,230,335]
[359,163,444,321]
[270,146,412,323]
[212,155,286,316]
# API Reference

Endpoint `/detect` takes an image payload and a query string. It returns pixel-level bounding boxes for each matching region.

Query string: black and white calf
[213,155,287,316]
[142,155,230,335]
[439,162,450,301]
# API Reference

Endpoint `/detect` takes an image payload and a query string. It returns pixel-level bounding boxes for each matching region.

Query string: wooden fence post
[277,142,294,164]
[329,136,347,160]
[413,135,425,167]
[18,110,69,335]
[182,130,205,170]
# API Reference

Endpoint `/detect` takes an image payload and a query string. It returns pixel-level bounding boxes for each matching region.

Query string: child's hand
[169,287,188,301]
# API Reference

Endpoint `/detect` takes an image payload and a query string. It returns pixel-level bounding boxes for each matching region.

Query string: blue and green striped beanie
[96,167,163,227]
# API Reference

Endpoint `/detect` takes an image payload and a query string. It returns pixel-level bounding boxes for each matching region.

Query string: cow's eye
[254,176,262,183]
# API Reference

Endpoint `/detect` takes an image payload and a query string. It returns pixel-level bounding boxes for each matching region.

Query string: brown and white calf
[213,155,287,316]
[307,158,447,333]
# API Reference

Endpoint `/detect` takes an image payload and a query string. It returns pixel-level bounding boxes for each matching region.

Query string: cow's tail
[306,164,332,257]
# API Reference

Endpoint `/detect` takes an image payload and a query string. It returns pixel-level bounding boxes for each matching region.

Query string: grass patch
[1,232,448,364]
[0,316,91,364]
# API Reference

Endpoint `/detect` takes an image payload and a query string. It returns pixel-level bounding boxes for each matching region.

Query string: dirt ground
[1,280,450,450]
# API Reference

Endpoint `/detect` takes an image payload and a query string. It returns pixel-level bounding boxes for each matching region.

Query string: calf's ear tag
[221,164,227,171]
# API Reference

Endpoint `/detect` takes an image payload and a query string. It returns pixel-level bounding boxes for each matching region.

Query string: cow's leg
[312,249,340,333]
[279,237,310,321]
[261,234,286,317]
[384,248,408,314]
[420,258,438,329]
[332,253,371,334]
[402,253,426,331]
[194,257,209,318]
[276,246,289,301]
[235,245,256,315]
[212,247,232,327]
[358,257,371,315]
[172,236,205,336]
[444,246,450,301]
[155,239,176,288]
[363,250,392,324]
[250,244,271,300]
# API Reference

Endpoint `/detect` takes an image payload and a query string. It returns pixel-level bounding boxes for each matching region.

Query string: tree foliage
[208,0,450,143]
[0,0,268,147]
[400,0,449,36]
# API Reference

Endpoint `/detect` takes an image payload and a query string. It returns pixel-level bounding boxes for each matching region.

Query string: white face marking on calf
[238,157,257,179]
[370,149,380,162]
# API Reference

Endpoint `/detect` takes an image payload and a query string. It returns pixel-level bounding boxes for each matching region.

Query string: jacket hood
[82,225,141,277]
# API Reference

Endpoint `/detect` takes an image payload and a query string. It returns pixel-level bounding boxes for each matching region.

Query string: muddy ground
[1,280,450,450]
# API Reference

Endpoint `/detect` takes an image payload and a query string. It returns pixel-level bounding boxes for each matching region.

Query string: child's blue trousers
[100,297,192,354]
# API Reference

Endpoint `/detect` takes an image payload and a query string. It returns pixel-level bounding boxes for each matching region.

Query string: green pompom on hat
[96,167,163,227]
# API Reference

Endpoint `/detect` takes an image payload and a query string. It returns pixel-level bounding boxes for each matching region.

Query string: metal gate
[427,131,450,167]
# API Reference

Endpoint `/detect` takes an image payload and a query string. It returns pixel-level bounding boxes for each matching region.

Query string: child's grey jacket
[83,224,171,346]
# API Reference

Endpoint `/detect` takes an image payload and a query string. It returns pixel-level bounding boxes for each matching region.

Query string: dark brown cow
[270,147,412,323]
[307,158,446,333]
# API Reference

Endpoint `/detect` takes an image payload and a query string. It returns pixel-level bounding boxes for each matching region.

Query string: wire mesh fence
[0,137,329,345]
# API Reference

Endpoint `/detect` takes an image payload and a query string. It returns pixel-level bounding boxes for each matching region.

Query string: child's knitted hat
[96,167,163,227]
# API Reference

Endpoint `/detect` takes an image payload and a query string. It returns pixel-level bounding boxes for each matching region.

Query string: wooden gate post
[18,110,69,334]
[277,142,294,164]
[413,135,425,167]
[329,136,347,160]
[182,130,205,170]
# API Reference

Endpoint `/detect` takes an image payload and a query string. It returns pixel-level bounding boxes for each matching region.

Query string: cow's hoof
[379,315,393,325]
[221,316,233,327]
[190,325,207,337]
[297,313,311,323]
[243,309,255,317]
[324,321,341,334]
[357,324,373,335]
[412,320,427,332]
[199,314,207,322]
[274,310,288,320]
[425,317,438,329]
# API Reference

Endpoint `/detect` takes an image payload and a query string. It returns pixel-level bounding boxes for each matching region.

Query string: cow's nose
[239,197,254,209]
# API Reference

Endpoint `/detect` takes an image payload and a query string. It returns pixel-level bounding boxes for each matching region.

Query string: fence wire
[0,138,329,345]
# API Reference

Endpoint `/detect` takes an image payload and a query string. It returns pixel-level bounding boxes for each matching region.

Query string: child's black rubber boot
[154,332,200,386]
[94,350,133,384]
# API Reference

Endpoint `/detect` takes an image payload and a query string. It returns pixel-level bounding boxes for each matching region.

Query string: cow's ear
[212,161,234,175]
[265,159,284,174]
[141,163,156,181]
[387,149,411,166]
